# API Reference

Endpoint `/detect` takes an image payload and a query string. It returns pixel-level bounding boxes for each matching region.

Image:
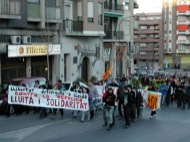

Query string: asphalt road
[0,104,190,142]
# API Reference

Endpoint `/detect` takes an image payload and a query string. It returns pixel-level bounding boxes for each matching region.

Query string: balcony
[135,37,159,43]
[104,31,124,40]
[177,20,190,25]
[177,30,190,35]
[45,6,61,23]
[104,2,123,17]
[138,20,160,25]
[177,1,190,6]
[0,0,21,19]
[177,39,190,44]
[177,11,190,16]
[134,29,159,34]
[27,3,41,22]
[63,20,83,35]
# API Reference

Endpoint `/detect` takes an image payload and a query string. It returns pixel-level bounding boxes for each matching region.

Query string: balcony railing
[0,0,20,17]
[104,31,124,40]
[104,2,123,13]
[45,6,61,20]
[63,20,83,33]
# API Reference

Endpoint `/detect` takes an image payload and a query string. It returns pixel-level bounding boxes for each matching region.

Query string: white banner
[8,85,89,111]
[139,89,162,109]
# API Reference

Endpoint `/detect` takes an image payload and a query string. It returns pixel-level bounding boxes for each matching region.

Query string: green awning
[104,13,123,18]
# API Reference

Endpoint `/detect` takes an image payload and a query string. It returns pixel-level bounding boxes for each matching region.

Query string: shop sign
[104,48,111,61]
[8,44,61,57]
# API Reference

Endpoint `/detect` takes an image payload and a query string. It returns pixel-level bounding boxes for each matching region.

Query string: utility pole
[47,22,50,81]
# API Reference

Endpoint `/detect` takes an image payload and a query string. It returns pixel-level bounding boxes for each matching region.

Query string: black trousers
[124,105,130,126]
[130,104,136,120]
[118,99,124,117]
[151,110,156,116]
[53,108,64,116]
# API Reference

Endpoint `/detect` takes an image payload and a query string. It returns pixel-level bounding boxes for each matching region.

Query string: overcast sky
[134,0,162,14]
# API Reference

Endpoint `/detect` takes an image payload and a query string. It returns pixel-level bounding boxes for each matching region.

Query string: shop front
[2,44,60,83]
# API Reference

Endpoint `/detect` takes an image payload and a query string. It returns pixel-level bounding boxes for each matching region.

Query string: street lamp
[117,15,135,76]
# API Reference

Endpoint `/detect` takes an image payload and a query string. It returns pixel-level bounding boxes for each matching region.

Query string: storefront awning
[104,13,123,18]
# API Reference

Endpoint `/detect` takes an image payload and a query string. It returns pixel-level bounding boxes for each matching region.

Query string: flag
[102,66,113,80]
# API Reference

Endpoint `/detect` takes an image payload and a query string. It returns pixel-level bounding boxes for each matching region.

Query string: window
[140,43,146,47]
[140,35,146,39]
[77,2,82,21]
[123,0,129,10]
[140,26,147,30]
[27,0,40,4]
[88,2,94,23]
[98,2,103,25]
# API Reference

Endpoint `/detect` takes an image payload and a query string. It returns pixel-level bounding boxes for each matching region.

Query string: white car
[62,81,88,91]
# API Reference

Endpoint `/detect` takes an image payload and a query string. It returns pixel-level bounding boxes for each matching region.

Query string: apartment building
[103,0,138,77]
[162,0,190,69]
[61,0,104,82]
[0,0,104,84]
[134,13,163,70]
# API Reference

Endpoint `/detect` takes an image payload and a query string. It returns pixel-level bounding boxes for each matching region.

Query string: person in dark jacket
[104,88,116,131]
[135,89,143,118]
[123,85,132,128]
[116,84,125,120]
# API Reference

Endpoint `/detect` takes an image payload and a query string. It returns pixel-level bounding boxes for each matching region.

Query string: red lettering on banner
[69,101,73,108]
[34,93,38,97]
[79,98,82,102]
[76,102,80,108]
[68,96,70,100]
[65,101,69,107]
[83,103,87,109]
[80,103,84,109]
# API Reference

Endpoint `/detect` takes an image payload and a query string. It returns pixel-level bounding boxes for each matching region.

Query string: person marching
[80,87,92,122]
[71,81,83,118]
[123,85,133,128]
[102,86,109,127]
[104,87,116,131]
[147,84,157,119]
[50,79,64,119]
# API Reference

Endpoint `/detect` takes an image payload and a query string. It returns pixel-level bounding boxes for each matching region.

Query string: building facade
[61,0,104,82]
[0,0,62,84]
[162,0,190,69]
[103,0,138,77]
[134,13,163,70]
[0,0,105,84]
[0,0,139,84]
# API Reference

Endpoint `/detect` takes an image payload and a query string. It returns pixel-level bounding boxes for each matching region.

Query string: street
[0,105,190,142]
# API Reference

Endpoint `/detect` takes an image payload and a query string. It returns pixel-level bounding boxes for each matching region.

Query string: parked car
[0,77,46,114]
[61,81,88,91]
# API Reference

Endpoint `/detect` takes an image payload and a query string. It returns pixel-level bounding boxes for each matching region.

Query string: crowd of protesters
[100,71,190,131]
[3,71,190,131]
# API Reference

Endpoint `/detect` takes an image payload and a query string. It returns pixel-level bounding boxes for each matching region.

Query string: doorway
[81,57,89,82]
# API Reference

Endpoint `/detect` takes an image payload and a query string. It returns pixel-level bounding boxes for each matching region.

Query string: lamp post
[118,15,134,76]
